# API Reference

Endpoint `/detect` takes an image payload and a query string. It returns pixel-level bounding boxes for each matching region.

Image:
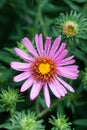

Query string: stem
[37,98,64,118]
[36,0,47,37]
[36,97,40,115]
[10,108,15,118]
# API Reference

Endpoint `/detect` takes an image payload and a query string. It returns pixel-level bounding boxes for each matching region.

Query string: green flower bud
[49,113,72,130]
[54,11,87,44]
[63,21,78,37]
[0,88,23,112]
[8,111,44,130]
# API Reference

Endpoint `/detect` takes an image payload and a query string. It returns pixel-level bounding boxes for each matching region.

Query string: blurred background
[0,0,87,130]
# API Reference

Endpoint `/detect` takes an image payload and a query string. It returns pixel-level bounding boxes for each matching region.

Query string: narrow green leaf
[73,119,87,126]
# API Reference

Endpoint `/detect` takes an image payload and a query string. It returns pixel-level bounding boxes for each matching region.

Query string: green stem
[36,97,40,115]
[10,108,15,118]
[37,98,64,118]
[36,0,47,37]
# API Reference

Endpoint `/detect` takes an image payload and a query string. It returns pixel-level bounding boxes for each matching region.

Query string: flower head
[10,34,79,107]
[54,11,87,43]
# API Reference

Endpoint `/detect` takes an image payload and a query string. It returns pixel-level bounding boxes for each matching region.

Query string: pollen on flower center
[31,57,57,82]
[38,63,51,75]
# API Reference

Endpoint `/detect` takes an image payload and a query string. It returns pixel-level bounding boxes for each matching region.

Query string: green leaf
[0,50,16,64]
[73,119,87,126]
[0,123,12,129]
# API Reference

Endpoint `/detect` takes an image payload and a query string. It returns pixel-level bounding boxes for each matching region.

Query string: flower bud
[9,111,45,130]
[49,113,72,130]
[0,88,23,112]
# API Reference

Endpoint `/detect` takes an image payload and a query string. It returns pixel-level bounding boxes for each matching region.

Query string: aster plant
[0,88,23,115]
[49,113,72,130]
[10,34,79,107]
[0,111,44,130]
[54,11,87,44]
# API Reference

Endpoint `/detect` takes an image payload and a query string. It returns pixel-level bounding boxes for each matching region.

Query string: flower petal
[30,81,42,100]
[49,36,61,57]
[62,56,74,62]
[53,43,66,59]
[58,77,74,92]
[35,34,43,56]
[13,71,31,82]
[49,82,61,98]
[43,84,50,107]
[55,49,68,63]
[58,60,75,66]
[22,37,38,56]
[53,78,67,96]
[14,47,33,62]
[58,66,78,79]
[20,77,33,92]
[44,37,51,55]
[10,62,30,71]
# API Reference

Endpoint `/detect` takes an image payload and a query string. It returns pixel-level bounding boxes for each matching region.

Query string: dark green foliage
[0,0,87,130]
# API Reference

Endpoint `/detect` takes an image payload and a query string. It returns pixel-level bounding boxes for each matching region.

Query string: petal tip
[47,103,50,108]
[22,37,28,43]
[35,33,39,37]
[71,89,75,93]
[40,33,42,36]
[14,47,17,51]
[46,36,52,39]
[10,62,13,68]
[20,88,25,92]
[13,77,17,82]
[30,97,34,101]
[58,35,61,40]
[13,77,20,82]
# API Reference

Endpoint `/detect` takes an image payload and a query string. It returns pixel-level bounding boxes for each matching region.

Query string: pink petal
[20,77,33,92]
[14,47,33,62]
[13,71,31,82]
[44,37,51,55]
[22,37,38,56]
[53,43,66,59]
[55,49,68,63]
[43,84,50,107]
[62,56,74,62]
[58,66,78,79]
[10,62,30,71]
[65,65,79,70]
[30,81,42,100]
[58,77,75,92]
[49,36,61,57]
[58,60,75,66]
[49,82,61,98]
[35,34,43,56]
[63,65,79,73]
[53,78,67,96]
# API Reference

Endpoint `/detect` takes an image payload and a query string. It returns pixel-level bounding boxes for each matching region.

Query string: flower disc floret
[31,57,57,83]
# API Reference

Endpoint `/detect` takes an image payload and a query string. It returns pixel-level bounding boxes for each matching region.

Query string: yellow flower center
[31,57,57,82]
[38,63,51,75]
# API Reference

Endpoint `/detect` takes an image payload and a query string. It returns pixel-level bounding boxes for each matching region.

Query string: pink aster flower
[10,34,79,107]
